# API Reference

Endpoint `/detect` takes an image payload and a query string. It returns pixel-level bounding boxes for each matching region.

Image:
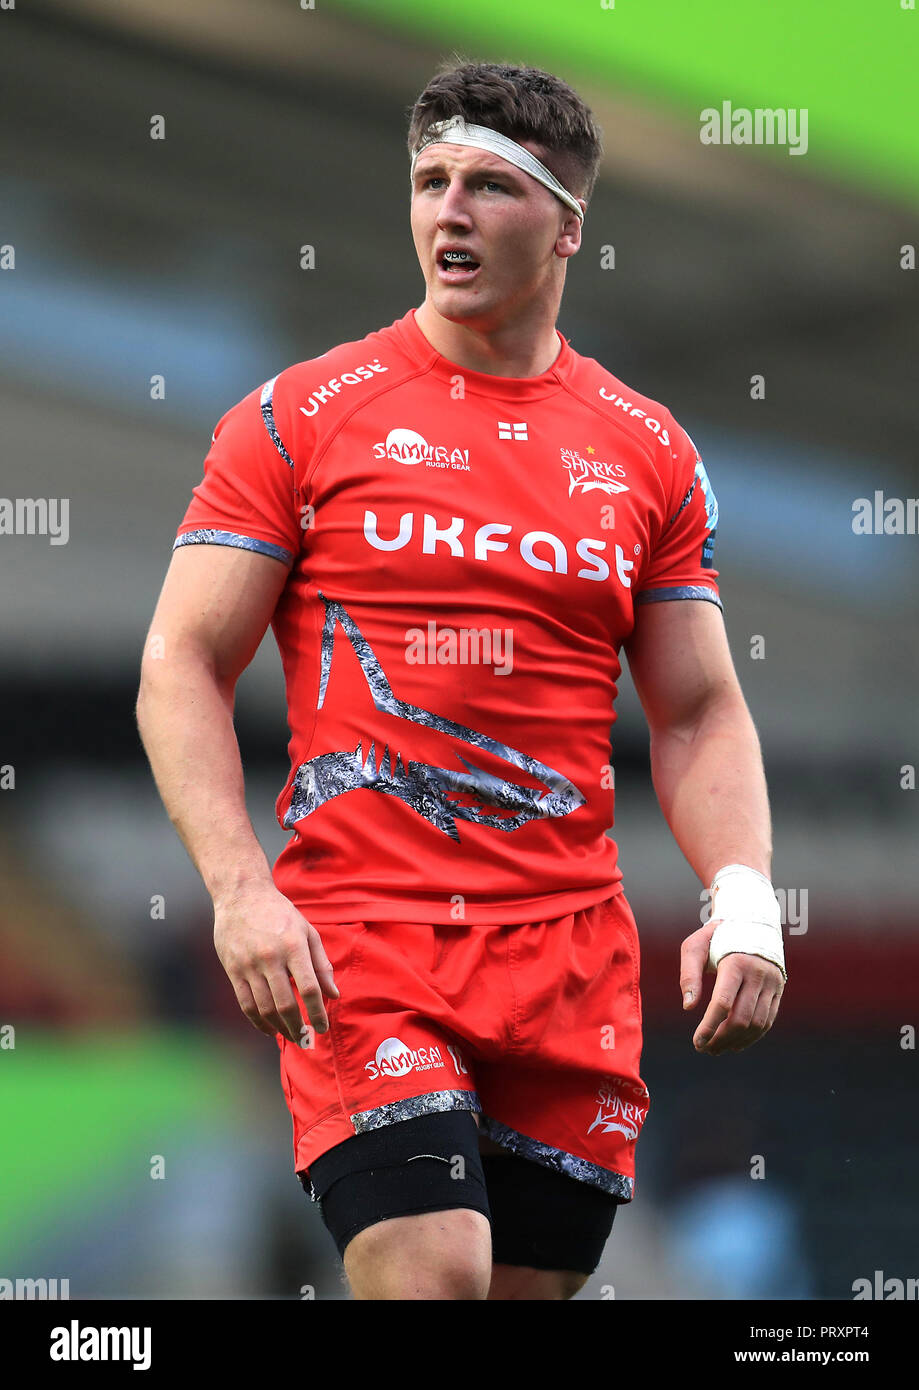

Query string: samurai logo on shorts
[587,1077,650,1141]
[364,1036,447,1081]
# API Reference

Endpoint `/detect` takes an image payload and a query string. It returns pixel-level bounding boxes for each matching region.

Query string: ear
[555,201,585,259]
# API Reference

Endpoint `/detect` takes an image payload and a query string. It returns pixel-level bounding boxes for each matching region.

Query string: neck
[413,297,563,378]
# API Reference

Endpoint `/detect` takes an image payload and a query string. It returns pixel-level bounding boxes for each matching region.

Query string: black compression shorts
[302,1110,617,1275]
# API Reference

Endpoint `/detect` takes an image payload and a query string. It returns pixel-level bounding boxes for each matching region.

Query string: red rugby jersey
[173,308,720,924]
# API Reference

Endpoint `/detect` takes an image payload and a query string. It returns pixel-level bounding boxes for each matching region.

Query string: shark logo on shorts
[282,591,586,842]
[587,1079,650,1142]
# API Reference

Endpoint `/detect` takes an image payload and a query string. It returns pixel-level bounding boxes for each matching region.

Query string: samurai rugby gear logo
[364,1036,446,1081]
[373,428,470,470]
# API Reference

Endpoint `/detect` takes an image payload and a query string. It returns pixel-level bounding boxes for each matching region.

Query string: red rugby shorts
[276,890,650,1201]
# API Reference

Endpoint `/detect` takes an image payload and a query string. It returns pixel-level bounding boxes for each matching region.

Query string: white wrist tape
[706,864,786,980]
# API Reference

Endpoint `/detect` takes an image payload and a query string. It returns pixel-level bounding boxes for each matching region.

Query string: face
[410,141,584,331]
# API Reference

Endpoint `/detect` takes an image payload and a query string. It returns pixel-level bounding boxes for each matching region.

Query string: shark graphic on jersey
[283,591,587,841]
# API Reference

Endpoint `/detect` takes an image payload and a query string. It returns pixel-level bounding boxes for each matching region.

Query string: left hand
[679,921,785,1055]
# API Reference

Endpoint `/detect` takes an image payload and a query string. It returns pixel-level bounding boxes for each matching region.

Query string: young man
[136,61,786,1301]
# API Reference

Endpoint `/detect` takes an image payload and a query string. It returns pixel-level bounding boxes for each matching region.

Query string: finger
[286,952,331,1035]
[727,989,779,1050]
[231,977,277,1038]
[247,973,295,1041]
[306,924,339,999]
[264,969,312,1045]
[707,978,765,1054]
[692,961,743,1051]
[679,928,713,1008]
[766,990,782,1031]
[749,987,775,1033]
[720,965,783,1050]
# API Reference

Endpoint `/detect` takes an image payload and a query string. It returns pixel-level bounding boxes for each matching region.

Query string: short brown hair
[407,57,603,206]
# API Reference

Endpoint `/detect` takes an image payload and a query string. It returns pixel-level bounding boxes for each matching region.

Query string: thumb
[680,927,712,1009]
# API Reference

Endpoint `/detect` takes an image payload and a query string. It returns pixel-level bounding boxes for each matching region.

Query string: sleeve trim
[173,529,294,567]
[260,375,295,469]
[634,584,723,611]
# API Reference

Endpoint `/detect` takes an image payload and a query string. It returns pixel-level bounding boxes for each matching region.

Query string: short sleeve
[173,375,302,568]
[634,412,721,610]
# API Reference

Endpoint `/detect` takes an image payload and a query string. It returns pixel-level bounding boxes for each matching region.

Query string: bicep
[141,543,290,692]
[623,598,741,733]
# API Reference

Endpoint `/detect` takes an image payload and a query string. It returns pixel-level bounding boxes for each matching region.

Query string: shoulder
[271,313,425,421]
[564,346,694,472]
[240,313,427,482]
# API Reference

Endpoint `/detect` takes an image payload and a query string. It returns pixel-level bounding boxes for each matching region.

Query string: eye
[483,180,505,192]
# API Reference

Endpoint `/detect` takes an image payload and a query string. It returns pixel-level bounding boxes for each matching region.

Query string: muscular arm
[136,545,284,901]
[623,598,783,1054]
[136,544,337,1040]
[623,599,772,886]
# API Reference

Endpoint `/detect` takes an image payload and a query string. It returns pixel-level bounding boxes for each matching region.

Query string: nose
[435,178,473,229]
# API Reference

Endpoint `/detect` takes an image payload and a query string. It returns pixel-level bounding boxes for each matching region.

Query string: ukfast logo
[561,446,629,499]
[362,510,625,586]
[598,389,672,449]
[283,592,587,842]
[298,358,388,417]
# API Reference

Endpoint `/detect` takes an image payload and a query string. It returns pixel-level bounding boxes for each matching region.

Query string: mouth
[436,249,481,283]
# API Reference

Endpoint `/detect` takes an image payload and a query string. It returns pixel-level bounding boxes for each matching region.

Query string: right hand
[213,881,340,1045]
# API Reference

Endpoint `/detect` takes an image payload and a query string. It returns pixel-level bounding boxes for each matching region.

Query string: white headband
[410,116,585,223]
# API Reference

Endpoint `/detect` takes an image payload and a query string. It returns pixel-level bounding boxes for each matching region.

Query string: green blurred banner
[0,1031,236,1256]
[340,0,918,203]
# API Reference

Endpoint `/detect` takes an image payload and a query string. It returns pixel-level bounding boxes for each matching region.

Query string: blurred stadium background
[1,0,917,1300]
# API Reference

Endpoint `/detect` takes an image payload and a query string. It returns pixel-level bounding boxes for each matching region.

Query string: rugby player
[136,61,786,1301]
